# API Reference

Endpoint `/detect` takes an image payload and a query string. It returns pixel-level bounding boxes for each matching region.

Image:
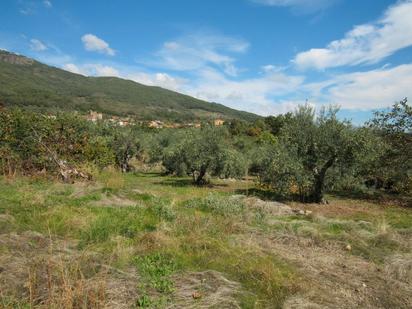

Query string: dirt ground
[237,198,412,309]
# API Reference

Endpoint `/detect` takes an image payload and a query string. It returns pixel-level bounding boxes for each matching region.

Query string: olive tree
[109,127,141,172]
[260,105,369,203]
[368,98,412,192]
[163,127,247,185]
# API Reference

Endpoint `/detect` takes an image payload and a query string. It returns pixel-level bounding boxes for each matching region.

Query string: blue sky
[1,0,412,123]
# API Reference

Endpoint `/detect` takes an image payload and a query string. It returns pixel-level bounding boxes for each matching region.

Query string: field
[0,172,411,308]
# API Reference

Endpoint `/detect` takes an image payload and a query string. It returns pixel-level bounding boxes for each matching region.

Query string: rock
[0,52,34,65]
[292,209,313,216]
[171,270,242,308]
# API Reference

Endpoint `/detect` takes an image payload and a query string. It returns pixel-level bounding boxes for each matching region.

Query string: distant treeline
[1,99,410,203]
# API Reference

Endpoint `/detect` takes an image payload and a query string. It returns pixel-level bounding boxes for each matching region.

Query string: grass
[0,172,411,308]
[132,252,180,307]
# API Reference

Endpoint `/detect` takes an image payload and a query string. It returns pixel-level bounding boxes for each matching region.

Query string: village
[85,110,226,128]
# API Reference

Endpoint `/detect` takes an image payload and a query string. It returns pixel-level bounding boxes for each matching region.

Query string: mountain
[0,50,259,122]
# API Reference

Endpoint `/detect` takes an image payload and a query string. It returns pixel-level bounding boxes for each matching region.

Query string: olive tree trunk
[195,165,207,185]
[309,155,336,203]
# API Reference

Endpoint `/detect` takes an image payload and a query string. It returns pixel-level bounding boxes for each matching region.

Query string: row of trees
[1,99,410,202]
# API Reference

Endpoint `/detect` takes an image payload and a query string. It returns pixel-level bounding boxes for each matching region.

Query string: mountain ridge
[0,50,260,122]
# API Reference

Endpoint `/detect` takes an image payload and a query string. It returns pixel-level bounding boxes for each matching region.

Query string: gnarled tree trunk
[195,165,207,185]
[309,155,336,203]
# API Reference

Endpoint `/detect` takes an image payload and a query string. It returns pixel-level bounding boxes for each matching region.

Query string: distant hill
[0,50,259,122]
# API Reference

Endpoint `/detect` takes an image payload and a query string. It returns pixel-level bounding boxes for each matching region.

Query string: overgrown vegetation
[2,98,411,202]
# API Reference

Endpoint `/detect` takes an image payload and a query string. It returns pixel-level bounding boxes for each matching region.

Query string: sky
[1,0,412,123]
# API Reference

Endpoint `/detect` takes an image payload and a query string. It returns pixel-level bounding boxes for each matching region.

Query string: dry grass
[0,231,139,309]
[0,173,411,308]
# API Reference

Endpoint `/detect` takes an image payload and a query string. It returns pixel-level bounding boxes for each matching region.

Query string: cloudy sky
[1,0,412,123]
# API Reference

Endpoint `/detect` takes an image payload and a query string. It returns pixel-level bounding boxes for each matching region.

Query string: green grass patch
[79,207,158,247]
[134,252,179,307]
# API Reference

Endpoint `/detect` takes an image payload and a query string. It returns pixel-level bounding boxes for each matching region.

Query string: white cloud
[62,61,186,91]
[63,63,85,75]
[29,39,47,51]
[146,32,249,77]
[251,0,338,13]
[294,0,412,70]
[306,64,412,110]
[81,34,115,56]
[63,63,119,77]
[183,67,304,115]
[261,64,287,73]
[43,0,52,8]
[19,8,34,15]
[126,72,187,91]
[89,64,119,76]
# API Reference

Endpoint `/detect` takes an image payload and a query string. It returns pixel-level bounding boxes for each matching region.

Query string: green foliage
[134,253,178,293]
[258,105,373,202]
[133,252,178,307]
[368,98,412,193]
[109,127,141,172]
[264,113,292,136]
[0,108,109,175]
[85,136,116,168]
[162,127,247,184]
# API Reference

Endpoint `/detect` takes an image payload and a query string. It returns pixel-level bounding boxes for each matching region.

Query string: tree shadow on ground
[236,187,411,207]
[153,177,229,188]
[133,172,162,178]
[235,188,289,202]
[330,190,412,208]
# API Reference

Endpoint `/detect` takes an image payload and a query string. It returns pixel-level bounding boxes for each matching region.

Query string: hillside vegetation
[0,50,259,122]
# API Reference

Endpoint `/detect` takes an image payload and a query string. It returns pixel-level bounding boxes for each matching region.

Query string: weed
[150,199,176,222]
[134,253,178,294]
[133,253,178,307]
[185,193,245,217]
